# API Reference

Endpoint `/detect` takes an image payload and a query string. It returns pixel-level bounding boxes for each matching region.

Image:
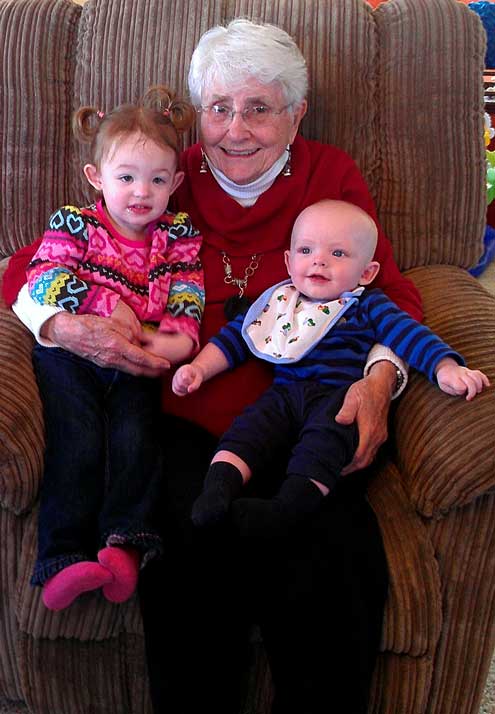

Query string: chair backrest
[0,0,486,270]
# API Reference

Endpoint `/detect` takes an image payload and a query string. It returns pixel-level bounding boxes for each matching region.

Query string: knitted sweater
[26,201,204,346]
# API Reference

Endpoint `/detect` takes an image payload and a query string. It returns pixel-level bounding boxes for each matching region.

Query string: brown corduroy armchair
[0,1,494,713]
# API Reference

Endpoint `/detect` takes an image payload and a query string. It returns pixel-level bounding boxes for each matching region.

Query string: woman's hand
[335,361,396,475]
[41,312,170,377]
[111,300,142,344]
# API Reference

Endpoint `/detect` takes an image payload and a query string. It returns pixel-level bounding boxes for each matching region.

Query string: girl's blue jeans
[31,345,164,586]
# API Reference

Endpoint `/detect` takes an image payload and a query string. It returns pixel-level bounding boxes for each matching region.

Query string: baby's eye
[153,177,166,185]
[119,175,133,183]
[332,249,345,257]
[299,247,311,255]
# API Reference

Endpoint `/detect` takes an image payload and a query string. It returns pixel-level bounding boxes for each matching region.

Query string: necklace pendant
[232,278,246,296]
[224,295,252,320]
[221,250,262,319]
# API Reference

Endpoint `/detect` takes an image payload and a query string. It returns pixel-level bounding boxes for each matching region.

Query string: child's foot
[232,476,325,538]
[97,546,140,603]
[231,497,287,538]
[42,561,113,611]
[192,462,243,528]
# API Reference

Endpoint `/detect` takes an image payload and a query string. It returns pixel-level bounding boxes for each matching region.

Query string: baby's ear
[359,260,380,286]
[83,164,102,191]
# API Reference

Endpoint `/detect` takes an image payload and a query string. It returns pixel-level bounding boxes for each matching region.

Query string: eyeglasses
[197,102,292,129]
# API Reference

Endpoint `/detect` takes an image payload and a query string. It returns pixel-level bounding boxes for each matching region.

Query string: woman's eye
[212,104,230,115]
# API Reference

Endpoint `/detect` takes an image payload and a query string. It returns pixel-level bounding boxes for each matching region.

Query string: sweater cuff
[364,344,409,400]
[12,283,62,347]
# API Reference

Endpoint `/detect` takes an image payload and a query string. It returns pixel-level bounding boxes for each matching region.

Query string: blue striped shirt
[211,288,463,388]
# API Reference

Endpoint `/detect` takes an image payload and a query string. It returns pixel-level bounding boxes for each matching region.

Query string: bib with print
[242,280,363,364]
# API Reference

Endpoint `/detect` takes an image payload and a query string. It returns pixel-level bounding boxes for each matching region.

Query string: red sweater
[2,136,422,437]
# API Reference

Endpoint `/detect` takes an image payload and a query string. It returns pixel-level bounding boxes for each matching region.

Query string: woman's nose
[226,111,251,139]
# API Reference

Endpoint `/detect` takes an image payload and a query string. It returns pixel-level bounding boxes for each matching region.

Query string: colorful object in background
[469,2,495,67]
[484,113,495,204]
[469,113,495,275]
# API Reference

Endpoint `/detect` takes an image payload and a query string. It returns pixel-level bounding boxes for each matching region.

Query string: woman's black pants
[138,415,388,714]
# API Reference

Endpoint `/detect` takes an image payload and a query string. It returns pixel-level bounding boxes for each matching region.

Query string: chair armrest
[393,266,495,518]
[367,460,442,656]
[0,259,44,514]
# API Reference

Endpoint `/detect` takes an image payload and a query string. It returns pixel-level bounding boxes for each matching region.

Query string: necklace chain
[221,251,261,297]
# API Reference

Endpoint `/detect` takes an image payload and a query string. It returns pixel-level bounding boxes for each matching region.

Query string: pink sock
[42,561,113,611]
[97,546,140,603]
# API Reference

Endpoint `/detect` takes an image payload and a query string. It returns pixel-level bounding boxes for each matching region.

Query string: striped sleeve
[368,291,464,382]
[210,314,251,368]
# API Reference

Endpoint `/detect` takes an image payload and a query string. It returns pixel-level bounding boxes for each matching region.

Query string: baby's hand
[436,358,490,401]
[172,364,204,396]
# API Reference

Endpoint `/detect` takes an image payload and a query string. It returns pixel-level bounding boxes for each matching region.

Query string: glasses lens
[203,104,285,127]
[246,106,272,127]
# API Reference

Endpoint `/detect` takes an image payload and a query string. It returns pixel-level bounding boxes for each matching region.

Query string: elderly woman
[4,18,421,714]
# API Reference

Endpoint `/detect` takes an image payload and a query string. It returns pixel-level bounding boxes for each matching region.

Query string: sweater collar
[205,147,289,206]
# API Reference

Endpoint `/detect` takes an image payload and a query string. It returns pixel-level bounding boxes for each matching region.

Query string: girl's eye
[332,249,345,257]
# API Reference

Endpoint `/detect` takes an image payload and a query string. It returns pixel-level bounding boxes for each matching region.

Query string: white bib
[242,280,363,363]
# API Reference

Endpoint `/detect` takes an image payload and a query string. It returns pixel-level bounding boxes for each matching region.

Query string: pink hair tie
[163,108,170,117]
[97,111,105,119]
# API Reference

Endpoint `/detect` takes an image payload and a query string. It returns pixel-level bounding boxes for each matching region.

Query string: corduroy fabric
[0,0,81,258]
[395,265,495,517]
[375,0,487,270]
[425,495,495,714]
[367,462,442,657]
[0,1,493,714]
[0,509,25,700]
[0,261,44,516]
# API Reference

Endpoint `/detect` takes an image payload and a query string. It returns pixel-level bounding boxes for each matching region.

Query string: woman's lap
[139,414,388,714]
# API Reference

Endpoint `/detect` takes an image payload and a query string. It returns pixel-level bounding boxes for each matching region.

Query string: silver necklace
[221,251,262,319]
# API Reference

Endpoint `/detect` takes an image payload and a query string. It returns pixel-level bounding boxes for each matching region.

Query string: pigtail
[72,106,105,143]
[142,85,195,133]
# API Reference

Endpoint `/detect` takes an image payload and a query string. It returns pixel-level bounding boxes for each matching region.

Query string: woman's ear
[288,100,308,143]
[359,260,380,286]
[83,164,103,191]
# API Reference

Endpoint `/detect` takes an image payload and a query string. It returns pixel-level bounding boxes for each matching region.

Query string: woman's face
[199,76,307,185]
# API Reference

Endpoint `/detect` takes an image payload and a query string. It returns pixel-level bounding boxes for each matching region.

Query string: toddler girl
[27,85,204,610]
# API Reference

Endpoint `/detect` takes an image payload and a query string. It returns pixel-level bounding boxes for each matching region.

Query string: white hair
[188,18,308,107]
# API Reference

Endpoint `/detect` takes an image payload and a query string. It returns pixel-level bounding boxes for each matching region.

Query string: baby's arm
[435,358,490,401]
[140,330,194,365]
[172,343,230,395]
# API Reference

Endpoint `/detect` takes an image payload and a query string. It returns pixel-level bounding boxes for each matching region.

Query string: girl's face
[84,132,184,240]
[199,76,307,185]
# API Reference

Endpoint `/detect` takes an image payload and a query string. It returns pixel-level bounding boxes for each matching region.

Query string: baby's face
[284,204,379,301]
